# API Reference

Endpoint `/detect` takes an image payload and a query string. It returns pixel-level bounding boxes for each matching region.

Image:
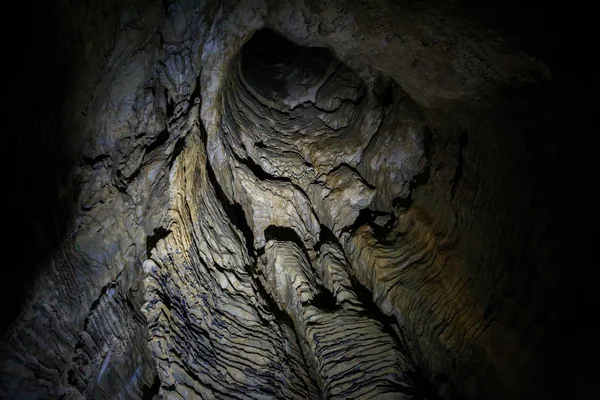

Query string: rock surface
[2,0,594,399]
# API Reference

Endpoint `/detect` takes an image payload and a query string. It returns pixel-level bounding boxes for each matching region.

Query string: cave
[2,0,595,399]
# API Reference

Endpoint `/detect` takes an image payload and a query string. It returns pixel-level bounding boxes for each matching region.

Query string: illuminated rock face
[1,1,589,399]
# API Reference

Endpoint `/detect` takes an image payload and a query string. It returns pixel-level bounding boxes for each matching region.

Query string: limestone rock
[3,0,583,399]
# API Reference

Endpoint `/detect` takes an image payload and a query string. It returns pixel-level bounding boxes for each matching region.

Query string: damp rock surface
[2,0,592,399]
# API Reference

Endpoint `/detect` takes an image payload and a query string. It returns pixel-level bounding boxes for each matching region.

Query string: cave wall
[2,0,595,399]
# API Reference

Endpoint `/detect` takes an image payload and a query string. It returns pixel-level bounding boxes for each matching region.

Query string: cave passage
[2,2,594,400]
[241,29,335,105]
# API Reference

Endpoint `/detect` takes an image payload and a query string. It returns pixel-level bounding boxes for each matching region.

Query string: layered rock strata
[2,0,569,399]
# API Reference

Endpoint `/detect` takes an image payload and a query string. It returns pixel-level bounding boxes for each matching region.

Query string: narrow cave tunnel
[2,0,596,399]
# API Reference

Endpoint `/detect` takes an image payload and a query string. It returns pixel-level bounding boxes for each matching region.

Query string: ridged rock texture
[3,0,595,399]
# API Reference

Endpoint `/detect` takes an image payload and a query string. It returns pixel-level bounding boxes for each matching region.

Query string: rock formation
[2,0,595,399]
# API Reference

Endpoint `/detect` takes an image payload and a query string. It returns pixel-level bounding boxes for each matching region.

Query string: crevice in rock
[324,162,376,190]
[145,129,169,154]
[264,225,315,266]
[189,75,201,104]
[126,271,148,324]
[339,208,374,236]
[229,150,319,210]
[349,277,443,399]
[315,224,339,252]
[349,277,407,351]
[146,227,171,258]
[373,77,396,108]
[115,168,141,193]
[392,164,431,210]
[82,154,111,169]
[81,281,118,334]
[308,91,367,115]
[168,137,186,170]
[141,374,161,400]
[204,157,255,257]
[244,264,290,325]
[242,261,321,393]
[233,152,293,184]
[264,225,305,249]
[409,161,432,195]
[340,208,396,239]
[392,195,413,209]
[309,287,340,311]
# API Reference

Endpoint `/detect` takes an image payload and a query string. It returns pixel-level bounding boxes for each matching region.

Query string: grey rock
[3,0,575,399]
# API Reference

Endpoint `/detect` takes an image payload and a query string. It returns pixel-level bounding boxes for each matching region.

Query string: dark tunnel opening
[240,28,335,103]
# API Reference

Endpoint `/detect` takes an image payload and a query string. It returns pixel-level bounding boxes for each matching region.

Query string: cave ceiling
[2,0,595,399]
